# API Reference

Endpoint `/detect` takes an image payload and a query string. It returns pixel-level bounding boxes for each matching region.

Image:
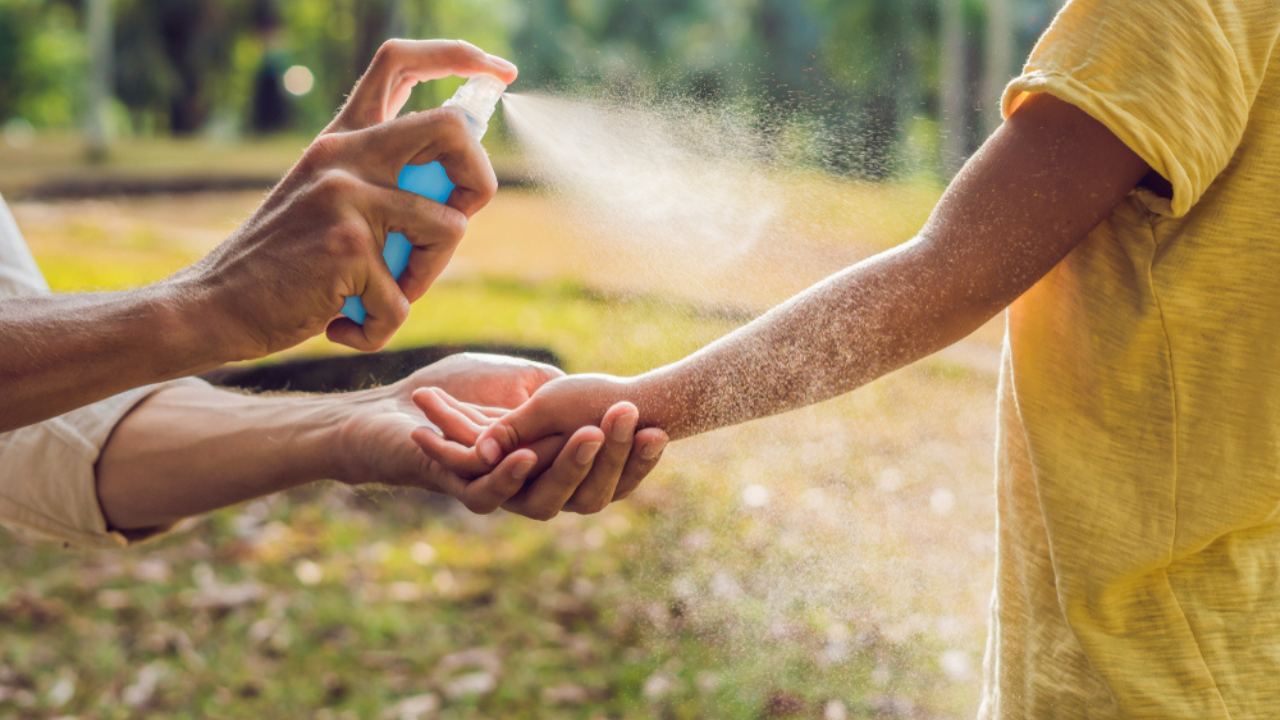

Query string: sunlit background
[1,1,1063,718]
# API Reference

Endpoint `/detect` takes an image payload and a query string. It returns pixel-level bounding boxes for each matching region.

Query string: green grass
[1,190,994,720]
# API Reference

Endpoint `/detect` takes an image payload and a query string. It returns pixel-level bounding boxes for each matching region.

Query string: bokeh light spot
[283,65,315,96]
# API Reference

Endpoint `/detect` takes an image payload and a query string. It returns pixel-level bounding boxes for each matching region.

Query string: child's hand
[410,375,668,518]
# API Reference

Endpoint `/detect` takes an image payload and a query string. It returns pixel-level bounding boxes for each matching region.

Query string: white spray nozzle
[443,74,507,140]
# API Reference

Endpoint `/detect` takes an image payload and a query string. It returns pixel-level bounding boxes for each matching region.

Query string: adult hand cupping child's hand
[411,374,669,519]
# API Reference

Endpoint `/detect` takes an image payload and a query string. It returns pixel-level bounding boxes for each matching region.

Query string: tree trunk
[983,0,1014,136]
[939,0,966,176]
[86,0,113,160]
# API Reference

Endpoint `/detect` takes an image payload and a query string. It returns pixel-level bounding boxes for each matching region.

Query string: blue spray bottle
[341,74,508,324]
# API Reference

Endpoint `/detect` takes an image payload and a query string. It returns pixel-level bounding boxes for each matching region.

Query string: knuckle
[476,167,499,203]
[329,218,370,259]
[489,421,521,454]
[374,39,406,66]
[439,209,467,245]
[390,295,411,325]
[434,105,469,136]
[315,168,361,202]
[302,133,347,170]
[445,38,485,62]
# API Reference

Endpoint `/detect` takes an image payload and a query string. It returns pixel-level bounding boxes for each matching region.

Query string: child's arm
[416,93,1151,500]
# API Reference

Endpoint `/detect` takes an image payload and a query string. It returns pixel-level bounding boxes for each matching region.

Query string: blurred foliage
[0,0,1061,178]
[0,0,85,127]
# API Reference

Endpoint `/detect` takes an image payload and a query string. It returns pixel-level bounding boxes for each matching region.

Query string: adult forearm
[95,384,347,531]
[0,279,227,433]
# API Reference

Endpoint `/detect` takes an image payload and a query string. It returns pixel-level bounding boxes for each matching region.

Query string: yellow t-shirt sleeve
[1003,0,1280,217]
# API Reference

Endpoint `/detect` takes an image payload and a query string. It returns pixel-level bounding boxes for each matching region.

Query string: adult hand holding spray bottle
[342,73,508,323]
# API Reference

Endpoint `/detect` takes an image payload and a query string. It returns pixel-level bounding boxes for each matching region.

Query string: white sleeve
[0,194,208,548]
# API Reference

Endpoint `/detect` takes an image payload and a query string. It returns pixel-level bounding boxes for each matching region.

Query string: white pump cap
[443,74,507,140]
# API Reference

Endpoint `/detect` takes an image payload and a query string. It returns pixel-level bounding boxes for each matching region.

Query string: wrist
[326,385,398,486]
[628,370,689,438]
[142,278,238,377]
[282,392,361,484]
[161,263,262,366]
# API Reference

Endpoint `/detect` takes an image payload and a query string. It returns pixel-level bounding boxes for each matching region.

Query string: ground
[1,143,1002,719]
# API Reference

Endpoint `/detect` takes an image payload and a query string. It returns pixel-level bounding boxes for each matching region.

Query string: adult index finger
[356,106,499,218]
[333,39,517,131]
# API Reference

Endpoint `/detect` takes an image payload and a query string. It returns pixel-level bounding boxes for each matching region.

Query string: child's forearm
[632,237,991,439]
[632,93,1151,440]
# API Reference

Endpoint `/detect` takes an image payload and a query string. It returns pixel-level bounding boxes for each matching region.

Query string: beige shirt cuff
[0,377,209,549]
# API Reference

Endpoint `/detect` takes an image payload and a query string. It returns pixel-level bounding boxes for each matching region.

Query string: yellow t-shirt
[988,1,1280,717]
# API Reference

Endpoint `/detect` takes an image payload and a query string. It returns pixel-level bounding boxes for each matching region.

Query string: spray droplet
[501,92,782,268]
[930,487,956,516]
[877,467,905,492]
[411,541,437,565]
[940,649,973,681]
[742,484,771,508]
[294,559,323,586]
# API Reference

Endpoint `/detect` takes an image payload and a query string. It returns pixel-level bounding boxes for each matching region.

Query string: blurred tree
[85,0,111,157]
[983,0,1012,135]
[939,0,964,175]
[0,0,1065,176]
[113,0,242,133]
[0,0,85,128]
[811,0,936,177]
[0,1,42,122]
[249,0,290,132]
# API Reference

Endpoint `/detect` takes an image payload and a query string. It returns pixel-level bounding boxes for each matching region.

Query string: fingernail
[512,458,535,482]
[641,440,667,461]
[611,411,638,443]
[487,54,517,71]
[479,438,502,465]
[576,441,603,465]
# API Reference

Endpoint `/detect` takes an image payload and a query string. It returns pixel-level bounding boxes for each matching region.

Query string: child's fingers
[412,388,484,444]
[409,425,492,477]
[475,401,561,466]
[501,426,606,521]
